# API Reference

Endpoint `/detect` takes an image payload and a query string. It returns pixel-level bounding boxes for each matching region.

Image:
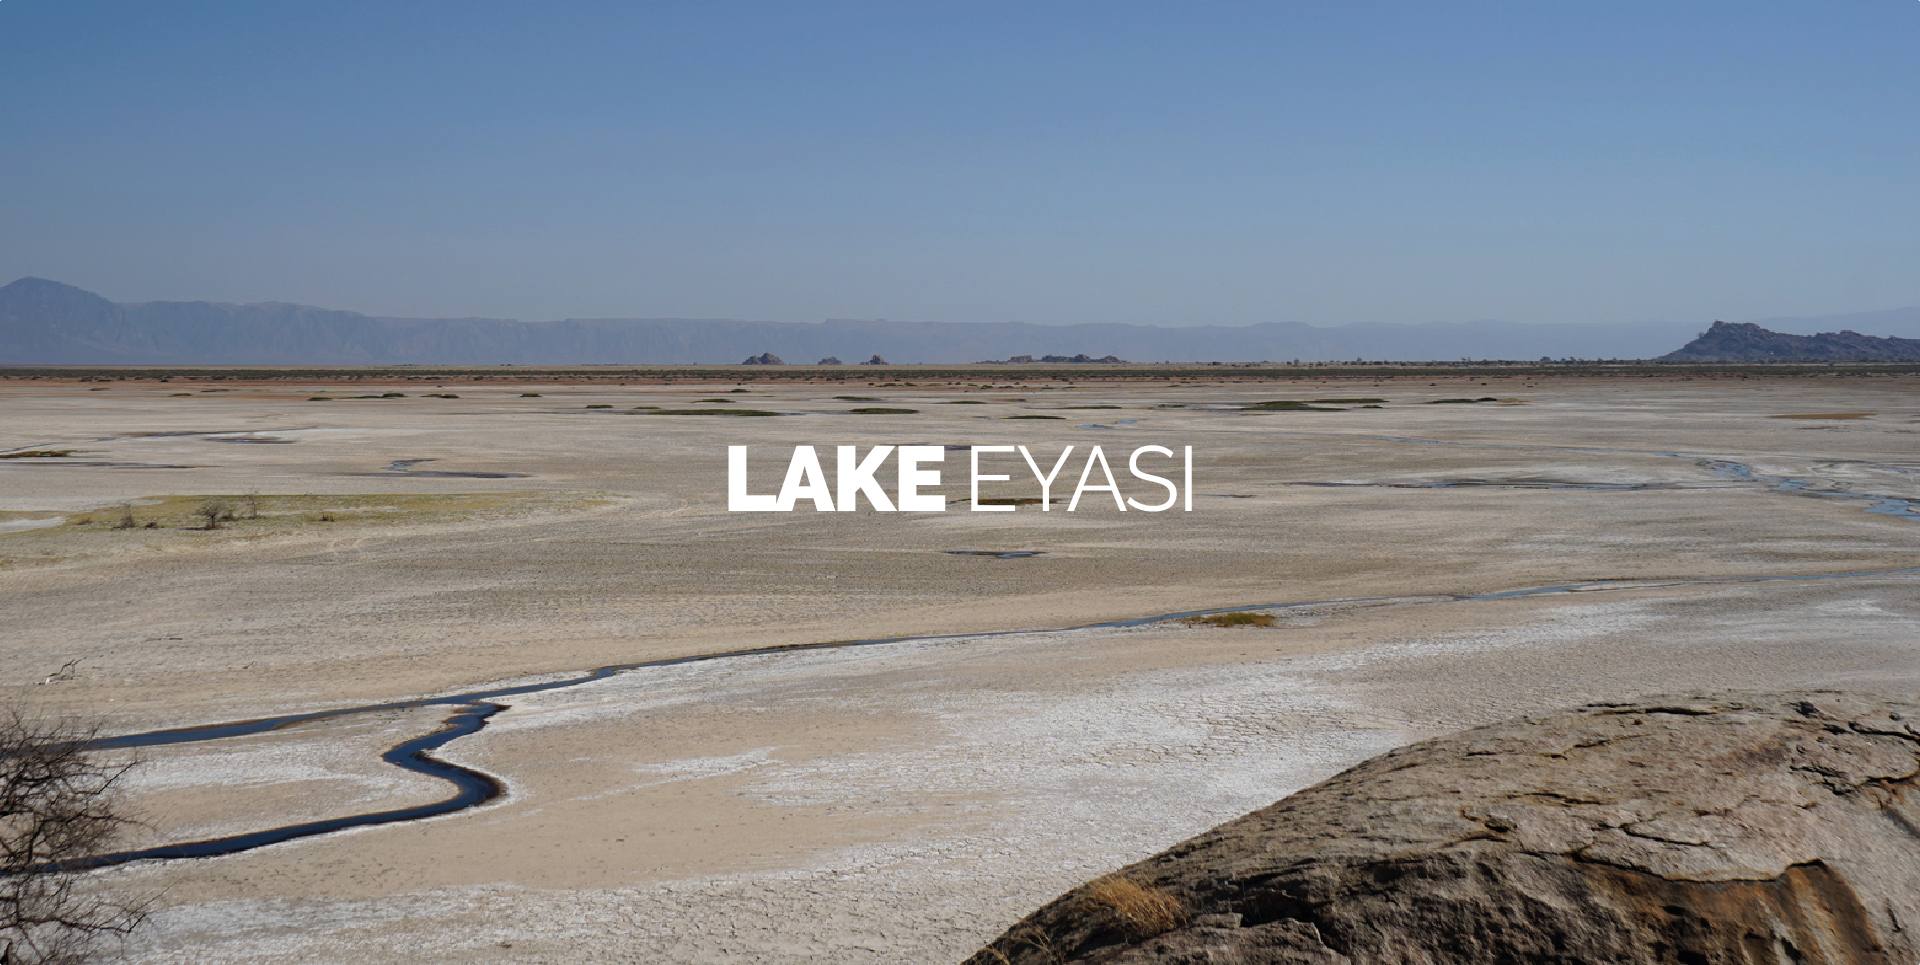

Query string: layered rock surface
[969,692,1920,964]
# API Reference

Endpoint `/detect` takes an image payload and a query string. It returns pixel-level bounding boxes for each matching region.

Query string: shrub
[0,712,149,962]
[195,500,231,530]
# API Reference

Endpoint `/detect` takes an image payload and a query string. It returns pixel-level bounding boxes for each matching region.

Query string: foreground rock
[969,692,1920,964]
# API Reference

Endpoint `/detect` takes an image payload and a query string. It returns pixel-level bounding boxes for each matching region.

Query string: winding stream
[42,430,1920,869]
[74,564,1920,871]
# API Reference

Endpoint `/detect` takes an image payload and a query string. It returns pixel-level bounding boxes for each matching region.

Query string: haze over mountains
[4,277,1919,365]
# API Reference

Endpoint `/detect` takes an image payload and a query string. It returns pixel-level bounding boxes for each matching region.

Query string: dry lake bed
[3,370,1918,961]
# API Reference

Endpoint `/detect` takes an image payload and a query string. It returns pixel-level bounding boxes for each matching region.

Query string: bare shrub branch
[1,713,148,964]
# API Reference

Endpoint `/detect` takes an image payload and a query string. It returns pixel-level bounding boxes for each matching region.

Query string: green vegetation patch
[0,450,74,459]
[640,408,782,416]
[1243,400,1344,411]
[835,395,883,402]
[2,491,603,569]
[1181,611,1277,629]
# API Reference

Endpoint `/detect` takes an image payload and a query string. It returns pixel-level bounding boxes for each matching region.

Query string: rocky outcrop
[740,352,785,365]
[977,353,1129,364]
[1662,321,1920,362]
[969,692,1920,964]
[861,354,889,365]
[817,356,844,365]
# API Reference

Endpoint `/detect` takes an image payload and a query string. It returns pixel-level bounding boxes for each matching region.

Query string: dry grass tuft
[977,926,1065,965]
[1080,874,1185,938]
[1182,611,1276,629]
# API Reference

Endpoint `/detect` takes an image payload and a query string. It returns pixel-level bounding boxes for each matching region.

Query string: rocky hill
[969,691,1920,964]
[1662,320,1920,362]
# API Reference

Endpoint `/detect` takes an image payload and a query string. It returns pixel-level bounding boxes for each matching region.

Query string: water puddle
[1700,459,1919,520]
[1288,478,1709,493]
[0,461,200,470]
[0,516,66,534]
[355,458,529,479]
[206,434,295,445]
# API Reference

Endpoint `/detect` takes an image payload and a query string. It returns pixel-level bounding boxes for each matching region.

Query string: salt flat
[2,371,1917,961]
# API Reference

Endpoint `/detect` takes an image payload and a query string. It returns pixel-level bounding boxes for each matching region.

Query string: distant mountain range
[1661,320,1920,362]
[3,276,1918,365]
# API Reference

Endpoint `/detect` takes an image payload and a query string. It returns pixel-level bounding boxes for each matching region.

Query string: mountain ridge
[5,277,1917,364]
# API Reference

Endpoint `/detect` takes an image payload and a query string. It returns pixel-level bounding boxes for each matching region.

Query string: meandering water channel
[44,431,1919,869]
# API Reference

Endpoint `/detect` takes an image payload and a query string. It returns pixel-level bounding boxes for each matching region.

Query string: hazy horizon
[7,273,1920,336]
[4,2,1917,327]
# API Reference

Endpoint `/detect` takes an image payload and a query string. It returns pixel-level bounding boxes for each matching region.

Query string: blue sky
[2,1,1915,327]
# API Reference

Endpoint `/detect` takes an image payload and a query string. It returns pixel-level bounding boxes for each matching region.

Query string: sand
[1,372,1917,961]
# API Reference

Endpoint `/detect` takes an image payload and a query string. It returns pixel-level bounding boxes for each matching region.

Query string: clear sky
[2,1,1915,327]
